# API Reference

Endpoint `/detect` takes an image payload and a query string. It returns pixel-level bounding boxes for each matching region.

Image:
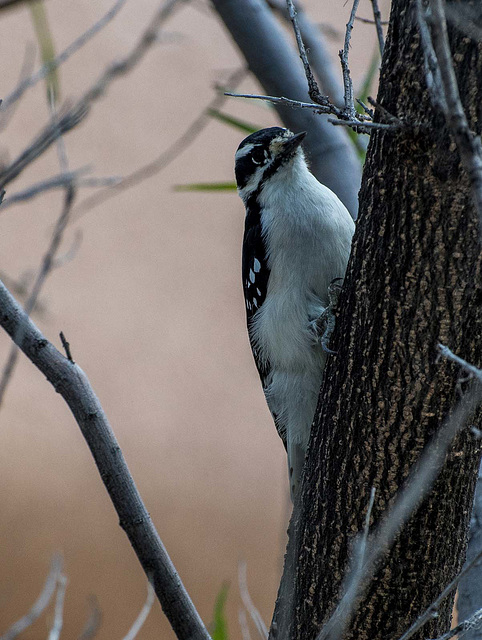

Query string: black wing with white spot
[242,207,269,324]
[242,208,286,448]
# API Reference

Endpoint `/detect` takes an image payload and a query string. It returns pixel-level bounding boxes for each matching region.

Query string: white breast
[250,154,355,370]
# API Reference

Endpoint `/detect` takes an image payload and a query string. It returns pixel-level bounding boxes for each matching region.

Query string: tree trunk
[272,2,482,640]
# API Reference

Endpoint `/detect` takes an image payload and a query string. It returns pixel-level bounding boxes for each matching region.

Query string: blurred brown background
[0,1,384,637]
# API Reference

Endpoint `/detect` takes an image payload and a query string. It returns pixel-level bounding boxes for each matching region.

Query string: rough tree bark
[272,2,482,640]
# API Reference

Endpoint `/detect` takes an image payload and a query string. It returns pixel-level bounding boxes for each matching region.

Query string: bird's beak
[279,131,307,158]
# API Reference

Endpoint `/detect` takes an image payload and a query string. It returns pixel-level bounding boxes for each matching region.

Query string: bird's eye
[251,148,266,165]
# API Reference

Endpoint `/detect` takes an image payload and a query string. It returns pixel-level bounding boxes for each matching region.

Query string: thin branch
[285,0,330,108]
[355,488,376,574]
[239,609,253,640]
[238,562,268,640]
[0,170,121,209]
[317,382,482,640]
[225,91,329,112]
[122,582,155,640]
[418,0,482,233]
[398,548,482,640]
[0,42,36,132]
[0,0,129,113]
[78,596,102,640]
[327,117,399,131]
[432,606,482,640]
[354,15,388,25]
[339,0,361,119]
[70,67,246,223]
[60,331,74,363]
[47,574,68,640]
[0,186,75,406]
[0,105,88,191]
[267,0,344,106]
[0,280,211,640]
[0,555,63,640]
[0,0,183,192]
[370,0,384,56]
[438,344,482,383]
[445,4,482,44]
[0,0,38,9]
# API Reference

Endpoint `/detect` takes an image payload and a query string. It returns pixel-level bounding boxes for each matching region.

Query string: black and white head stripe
[234,127,306,201]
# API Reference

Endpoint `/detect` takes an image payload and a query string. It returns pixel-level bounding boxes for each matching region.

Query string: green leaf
[211,583,229,640]
[208,109,259,134]
[174,182,237,192]
[30,0,59,105]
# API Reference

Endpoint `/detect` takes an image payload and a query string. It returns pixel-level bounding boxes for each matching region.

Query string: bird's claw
[311,278,344,354]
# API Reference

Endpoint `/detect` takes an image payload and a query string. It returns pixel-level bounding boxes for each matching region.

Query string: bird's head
[235,127,307,204]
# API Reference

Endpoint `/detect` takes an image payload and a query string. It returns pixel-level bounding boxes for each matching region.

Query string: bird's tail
[287,438,307,501]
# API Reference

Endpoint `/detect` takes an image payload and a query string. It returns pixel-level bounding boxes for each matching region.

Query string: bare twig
[0,186,75,406]
[267,0,344,106]
[355,488,376,574]
[0,170,121,209]
[418,0,482,233]
[60,331,74,363]
[398,547,482,640]
[367,96,404,126]
[0,0,37,9]
[0,0,128,113]
[438,344,482,383]
[317,382,482,640]
[239,609,253,640]
[285,0,331,108]
[52,229,83,269]
[238,561,268,640]
[354,15,388,26]
[370,0,384,56]
[122,582,155,640]
[78,596,102,640]
[327,117,398,130]
[0,280,211,640]
[47,574,68,640]
[432,606,482,640]
[0,0,182,192]
[0,42,36,131]
[0,555,63,640]
[0,105,88,191]
[226,92,399,134]
[339,0,360,119]
[445,4,482,44]
[71,67,246,222]
[225,91,329,112]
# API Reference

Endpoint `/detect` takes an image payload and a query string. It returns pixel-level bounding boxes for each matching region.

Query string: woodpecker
[235,127,355,500]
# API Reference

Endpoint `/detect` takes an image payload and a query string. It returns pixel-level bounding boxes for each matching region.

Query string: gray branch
[0,0,129,113]
[458,461,482,640]
[266,0,344,107]
[370,0,384,56]
[339,0,360,119]
[0,555,63,640]
[0,280,211,640]
[317,382,482,640]
[211,0,361,218]
[418,0,482,234]
[0,0,182,194]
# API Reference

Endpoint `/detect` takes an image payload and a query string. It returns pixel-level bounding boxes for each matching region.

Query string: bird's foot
[310,278,344,354]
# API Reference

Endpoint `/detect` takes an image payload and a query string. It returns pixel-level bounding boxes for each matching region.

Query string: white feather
[249,150,355,498]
